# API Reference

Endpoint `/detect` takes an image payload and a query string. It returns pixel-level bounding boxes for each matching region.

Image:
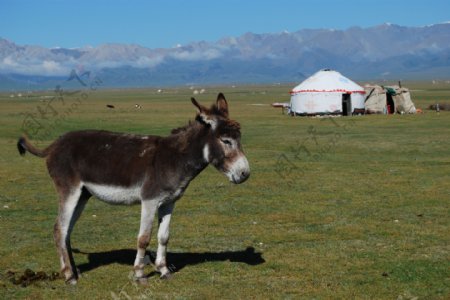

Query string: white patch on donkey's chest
[84,182,142,204]
[203,144,209,163]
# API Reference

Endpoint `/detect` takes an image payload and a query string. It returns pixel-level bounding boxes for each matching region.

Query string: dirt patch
[4,269,61,287]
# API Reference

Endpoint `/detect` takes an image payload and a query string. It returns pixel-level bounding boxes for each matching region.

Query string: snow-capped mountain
[1,23,449,89]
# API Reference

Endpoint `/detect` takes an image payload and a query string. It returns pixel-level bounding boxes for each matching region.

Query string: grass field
[0,82,449,299]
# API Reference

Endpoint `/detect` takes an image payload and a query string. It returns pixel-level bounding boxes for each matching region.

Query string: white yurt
[290,69,366,116]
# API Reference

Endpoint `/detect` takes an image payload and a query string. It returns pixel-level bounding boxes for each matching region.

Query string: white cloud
[86,55,165,70]
[0,43,224,77]
[133,55,165,68]
[0,56,71,76]
[169,48,223,61]
[0,54,166,76]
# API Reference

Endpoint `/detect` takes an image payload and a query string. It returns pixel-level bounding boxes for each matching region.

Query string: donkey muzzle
[227,155,250,184]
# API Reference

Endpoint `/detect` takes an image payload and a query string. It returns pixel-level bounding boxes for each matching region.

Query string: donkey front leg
[134,199,158,281]
[155,202,175,279]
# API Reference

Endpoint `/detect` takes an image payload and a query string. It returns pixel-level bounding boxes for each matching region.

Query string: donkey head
[192,93,250,184]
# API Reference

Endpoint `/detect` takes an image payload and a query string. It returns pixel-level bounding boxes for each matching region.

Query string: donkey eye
[221,138,232,146]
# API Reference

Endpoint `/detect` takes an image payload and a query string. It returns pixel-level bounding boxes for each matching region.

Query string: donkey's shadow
[73,247,264,276]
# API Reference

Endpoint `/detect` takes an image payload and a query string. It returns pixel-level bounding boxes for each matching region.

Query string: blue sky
[1,0,449,49]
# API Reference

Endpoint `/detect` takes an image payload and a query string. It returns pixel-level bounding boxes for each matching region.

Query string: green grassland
[0,82,449,299]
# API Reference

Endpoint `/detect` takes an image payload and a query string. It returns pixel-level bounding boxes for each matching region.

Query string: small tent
[289,69,366,116]
[364,85,416,114]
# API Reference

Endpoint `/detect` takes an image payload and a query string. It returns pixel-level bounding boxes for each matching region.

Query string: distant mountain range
[1,23,450,90]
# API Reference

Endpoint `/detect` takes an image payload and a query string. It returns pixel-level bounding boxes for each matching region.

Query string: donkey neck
[162,121,211,176]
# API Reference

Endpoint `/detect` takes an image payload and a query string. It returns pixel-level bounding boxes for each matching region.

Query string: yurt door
[342,94,352,116]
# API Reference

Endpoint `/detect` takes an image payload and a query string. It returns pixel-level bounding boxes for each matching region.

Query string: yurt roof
[291,69,365,95]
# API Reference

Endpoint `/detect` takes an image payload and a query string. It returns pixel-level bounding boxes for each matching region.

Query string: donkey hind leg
[54,185,90,285]
[67,188,91,278]
[156,202,175,279]
[134,199,158,282]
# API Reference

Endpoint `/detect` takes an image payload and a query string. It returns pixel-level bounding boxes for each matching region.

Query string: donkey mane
[167,120,207,153]
[170,120,198,135]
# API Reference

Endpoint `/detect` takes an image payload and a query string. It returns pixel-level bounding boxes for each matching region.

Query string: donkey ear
[192,97,217,129]
[216,93,229,117]
[191,97,203,113]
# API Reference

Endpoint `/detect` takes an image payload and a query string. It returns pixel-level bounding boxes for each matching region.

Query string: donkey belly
[84,182,142,205]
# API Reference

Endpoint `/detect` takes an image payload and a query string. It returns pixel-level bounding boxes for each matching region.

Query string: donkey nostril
[232,170,250,184]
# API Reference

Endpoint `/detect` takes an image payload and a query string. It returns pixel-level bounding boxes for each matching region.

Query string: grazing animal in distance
[135,104,142,109]
[17,93,250,285]
[106,104,115,109]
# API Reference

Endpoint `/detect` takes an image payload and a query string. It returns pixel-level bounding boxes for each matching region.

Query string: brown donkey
[17,93,250,285]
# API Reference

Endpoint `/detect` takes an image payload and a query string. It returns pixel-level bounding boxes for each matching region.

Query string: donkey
[17,93,250,285]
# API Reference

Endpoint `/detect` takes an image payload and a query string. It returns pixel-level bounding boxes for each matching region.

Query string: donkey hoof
[160,272,172,280]
[137,277,149,285]
[65,277,78,285]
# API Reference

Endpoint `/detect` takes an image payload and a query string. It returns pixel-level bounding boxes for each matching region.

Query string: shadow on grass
[73,246,265,275]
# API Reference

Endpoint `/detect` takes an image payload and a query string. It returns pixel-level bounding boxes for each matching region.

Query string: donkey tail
[17,135,50,158]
